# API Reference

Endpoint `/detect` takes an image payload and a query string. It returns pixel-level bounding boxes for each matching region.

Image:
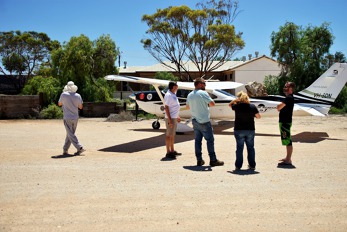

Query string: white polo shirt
[164,90,180,119]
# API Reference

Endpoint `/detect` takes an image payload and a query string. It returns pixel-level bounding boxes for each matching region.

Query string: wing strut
[153,85,165,104]
[151,84,166,130]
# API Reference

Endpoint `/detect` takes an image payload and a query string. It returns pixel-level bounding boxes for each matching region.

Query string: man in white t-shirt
[58,81,85,156]
[164,81,181,159]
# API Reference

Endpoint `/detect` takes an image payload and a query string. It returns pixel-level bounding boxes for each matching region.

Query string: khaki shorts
[165,118,177,136]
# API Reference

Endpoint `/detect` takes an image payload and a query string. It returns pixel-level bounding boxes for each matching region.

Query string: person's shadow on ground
[160,157,177,162]
[51,153,84,159]
[227,169,260,175]
[277,164,296,169]
[183,165,213,172]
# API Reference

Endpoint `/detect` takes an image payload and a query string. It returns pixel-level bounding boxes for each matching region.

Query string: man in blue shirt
[58,81,85,156]
[186,78,224,167]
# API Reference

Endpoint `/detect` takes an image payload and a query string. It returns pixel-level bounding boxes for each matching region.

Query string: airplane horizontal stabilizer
[295,104,328,116]
[176,122,194,133]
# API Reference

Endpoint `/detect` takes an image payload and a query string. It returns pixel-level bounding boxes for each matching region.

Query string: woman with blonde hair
[229,91,261,170]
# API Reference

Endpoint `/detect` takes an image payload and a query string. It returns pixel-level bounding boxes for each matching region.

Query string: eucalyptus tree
[0,31,60,77]
[51,34,94,89]
[270,22,334,91]
[322,51,346,69]
[92,35,118,79]
[51,34,118,102]
[141,0,244,80]
[0,31,60,90]
[51,35,118,85]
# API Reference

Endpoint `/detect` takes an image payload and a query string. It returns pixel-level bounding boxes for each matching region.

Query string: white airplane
[105,63,347,131]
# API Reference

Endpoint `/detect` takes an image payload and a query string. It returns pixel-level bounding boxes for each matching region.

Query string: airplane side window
[183,90,190,98]
[177,89,190,98]
[209,93,217,99]
[161,87,168,94]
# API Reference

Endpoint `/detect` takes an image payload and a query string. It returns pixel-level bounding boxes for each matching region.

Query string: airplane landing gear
[152,120,160,129]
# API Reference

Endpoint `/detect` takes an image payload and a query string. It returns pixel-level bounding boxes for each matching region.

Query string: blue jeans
[234,130,256,168]
[192,119,217,162]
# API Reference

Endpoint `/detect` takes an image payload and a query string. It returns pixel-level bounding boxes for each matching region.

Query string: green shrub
[113,98,125,105]
[329,106,347,114]
[39,104,63,119]
[263,75,280,95]
[22,76,61,106]
[154,72,179,81]
[137,112,157,120]
[81,78,115,102]
[333,86,347,112]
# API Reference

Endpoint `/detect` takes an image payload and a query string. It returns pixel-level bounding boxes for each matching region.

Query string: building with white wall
[116,55,281,96]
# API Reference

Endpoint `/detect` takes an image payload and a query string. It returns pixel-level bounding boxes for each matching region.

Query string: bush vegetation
[21,76,61,106]
[39,103,63,119]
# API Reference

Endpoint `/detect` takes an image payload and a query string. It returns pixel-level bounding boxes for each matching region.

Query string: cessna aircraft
[105,63,347,131]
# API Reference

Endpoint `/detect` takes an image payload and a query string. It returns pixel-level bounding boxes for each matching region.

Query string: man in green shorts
[276,82,295,165]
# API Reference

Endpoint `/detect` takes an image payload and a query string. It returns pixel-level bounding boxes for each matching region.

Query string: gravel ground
[0,115,346,232]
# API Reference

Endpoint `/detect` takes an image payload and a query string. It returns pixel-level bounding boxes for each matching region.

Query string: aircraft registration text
[313,93,332,99]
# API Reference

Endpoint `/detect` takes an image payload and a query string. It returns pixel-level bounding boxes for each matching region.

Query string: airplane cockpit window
[161,87,168,94]
[176,89,191,98]
[208,93,217,99]
[162,88,191,98]
[216,89,236,98]
[162,88,225,100]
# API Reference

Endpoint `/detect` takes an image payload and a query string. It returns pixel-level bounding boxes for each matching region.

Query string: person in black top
[277,82,295,165]
[229,91,261,170]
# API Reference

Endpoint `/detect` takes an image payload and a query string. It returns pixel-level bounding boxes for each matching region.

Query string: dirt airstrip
[0,115,346,231]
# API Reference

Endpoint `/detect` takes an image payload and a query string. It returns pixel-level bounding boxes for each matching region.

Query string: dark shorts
[279,122,292,146]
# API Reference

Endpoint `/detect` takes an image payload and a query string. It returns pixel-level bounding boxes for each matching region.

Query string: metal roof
[119,55,277,74]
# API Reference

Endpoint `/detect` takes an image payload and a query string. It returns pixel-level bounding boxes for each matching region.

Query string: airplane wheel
[152,121,160,129]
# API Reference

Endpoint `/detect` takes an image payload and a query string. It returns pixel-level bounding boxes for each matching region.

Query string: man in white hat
[58,81,85,155]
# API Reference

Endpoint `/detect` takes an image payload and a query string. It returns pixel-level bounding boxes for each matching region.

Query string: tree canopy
[50,34,118,102]
[141,0,244,80]
[0,31,60,78]
[0,31,119,102]
[322,51,346,70]
[270,22,334,91]
[51,34,94,89]
[270,22,346,112]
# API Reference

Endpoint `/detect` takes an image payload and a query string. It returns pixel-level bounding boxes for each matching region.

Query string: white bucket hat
[63,81,78,93]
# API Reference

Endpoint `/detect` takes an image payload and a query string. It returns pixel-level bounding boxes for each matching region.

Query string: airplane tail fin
[297,63,347,103]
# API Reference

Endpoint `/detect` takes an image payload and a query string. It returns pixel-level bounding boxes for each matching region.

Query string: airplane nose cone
[129,93,136,100]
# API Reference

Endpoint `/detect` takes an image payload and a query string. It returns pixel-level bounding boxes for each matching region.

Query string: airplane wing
[178,80,243,91]
[105,75,243,91]
[294,104,328,116]
[105,75,169,86]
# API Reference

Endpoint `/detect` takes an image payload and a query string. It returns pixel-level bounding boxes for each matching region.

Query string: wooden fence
[0,94,133,119]
[81,102,125,117]
[0,94,43,119]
